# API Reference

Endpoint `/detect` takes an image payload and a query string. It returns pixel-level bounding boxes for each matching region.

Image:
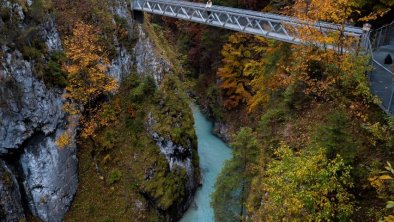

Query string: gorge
[1,0,394,221]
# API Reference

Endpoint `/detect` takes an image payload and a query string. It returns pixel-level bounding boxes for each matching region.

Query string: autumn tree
[314,111,359,163]
[369,162,394,221]
[248,143,355,222]
[255,0,374,116]
[218,32,292,111]
[59,21,117,143]
[218,33,268,109]
[64,21,117,107]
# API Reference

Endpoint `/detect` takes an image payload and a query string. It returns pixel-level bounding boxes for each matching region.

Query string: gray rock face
[0,2,78,220]
[134,24,171,85]
[109,0,133,83]
[20,130,77,222]
[146,114,195,192]
[1,0,25,21]
[0,47,78,222]
[111,0,131,20]
[213,121,231,143]
[0,160,25,222]
[41,18,63,52]
[109,39,133,83]
[0,49,64,153]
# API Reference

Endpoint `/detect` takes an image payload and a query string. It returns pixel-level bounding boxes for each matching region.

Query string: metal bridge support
[131,1,144,23]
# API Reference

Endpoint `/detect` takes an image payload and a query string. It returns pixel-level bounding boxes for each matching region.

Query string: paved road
[370,41,394,115]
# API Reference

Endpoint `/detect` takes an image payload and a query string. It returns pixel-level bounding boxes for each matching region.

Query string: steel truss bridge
[131,0,367,46]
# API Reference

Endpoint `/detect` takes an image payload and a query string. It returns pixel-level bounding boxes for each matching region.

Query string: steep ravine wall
[0,2,78,220]
[1,0,197,221]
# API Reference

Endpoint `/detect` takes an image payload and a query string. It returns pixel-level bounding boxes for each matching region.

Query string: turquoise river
[180,104,233,222]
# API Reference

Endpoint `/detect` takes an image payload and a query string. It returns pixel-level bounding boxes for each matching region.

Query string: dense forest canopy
[1,0,394,221]
[155,0,394,221]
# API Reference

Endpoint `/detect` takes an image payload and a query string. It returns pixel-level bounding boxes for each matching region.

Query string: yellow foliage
[384,215,394,222]
[369,162,394,221]
[55,131,72,149]
[248,143,354,221]
[218,33,267,109]
[60,21,119,142]
[63,21,118,106]
[218,33,288,110]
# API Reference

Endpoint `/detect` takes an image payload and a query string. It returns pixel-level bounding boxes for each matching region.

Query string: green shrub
[108,169,122,185]
[207,84,224,120]
[17,27,47,61]
[21,46,42,60]
[29,0,53,23]
[284,81,311,111]
[0,6,11,22]
[314,111,359,163]
[143,75,157,95]
[100,218,114,222]
[43,51,68,87]
[259,107,286,140]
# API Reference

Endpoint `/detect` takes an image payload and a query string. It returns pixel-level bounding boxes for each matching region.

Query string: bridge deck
[132,0,365,45]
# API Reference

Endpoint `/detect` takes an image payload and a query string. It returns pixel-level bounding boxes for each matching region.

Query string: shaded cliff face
[1,0,198,221]
[134,24,171,85]
[0,46,78,222]
[0,1,77,221]
[108,0,133,83]
[0,159,25,222]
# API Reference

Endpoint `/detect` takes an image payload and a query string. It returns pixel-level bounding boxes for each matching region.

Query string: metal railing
[369,20,394,51]
[366,27,394,115]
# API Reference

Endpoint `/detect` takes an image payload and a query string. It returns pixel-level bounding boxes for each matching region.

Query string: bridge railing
[366,36,394,115]
[370,20,394,51]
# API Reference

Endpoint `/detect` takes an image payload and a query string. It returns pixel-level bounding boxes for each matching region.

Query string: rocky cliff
[0,46,78,221]
[0,2,78,221]
[1,0,197,221]
[0,159,25,222]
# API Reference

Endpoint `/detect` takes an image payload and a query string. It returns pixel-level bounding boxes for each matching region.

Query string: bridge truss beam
[131,0,366,47]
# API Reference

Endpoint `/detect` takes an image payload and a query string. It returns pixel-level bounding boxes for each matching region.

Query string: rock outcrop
[147,114,195,190]
[146,111,198,220]
[1,0,197,221]
[20,130,77,222]
[134,24,171,85]
[0,160,25,222]
[108,0,134,83]
[109,40,133,83]
[0,49,64,153]
[213,121,231,143]
[0,2,78,221]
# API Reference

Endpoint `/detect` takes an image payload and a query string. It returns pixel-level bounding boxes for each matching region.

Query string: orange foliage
[58,21,118,145]
[218,33,269,109]
[63,21,117,107]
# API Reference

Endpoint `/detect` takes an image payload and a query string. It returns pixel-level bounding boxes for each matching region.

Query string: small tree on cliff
[56,21,117,148]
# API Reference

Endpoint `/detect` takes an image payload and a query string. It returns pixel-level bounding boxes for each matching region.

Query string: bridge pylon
[131,1,144,23]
